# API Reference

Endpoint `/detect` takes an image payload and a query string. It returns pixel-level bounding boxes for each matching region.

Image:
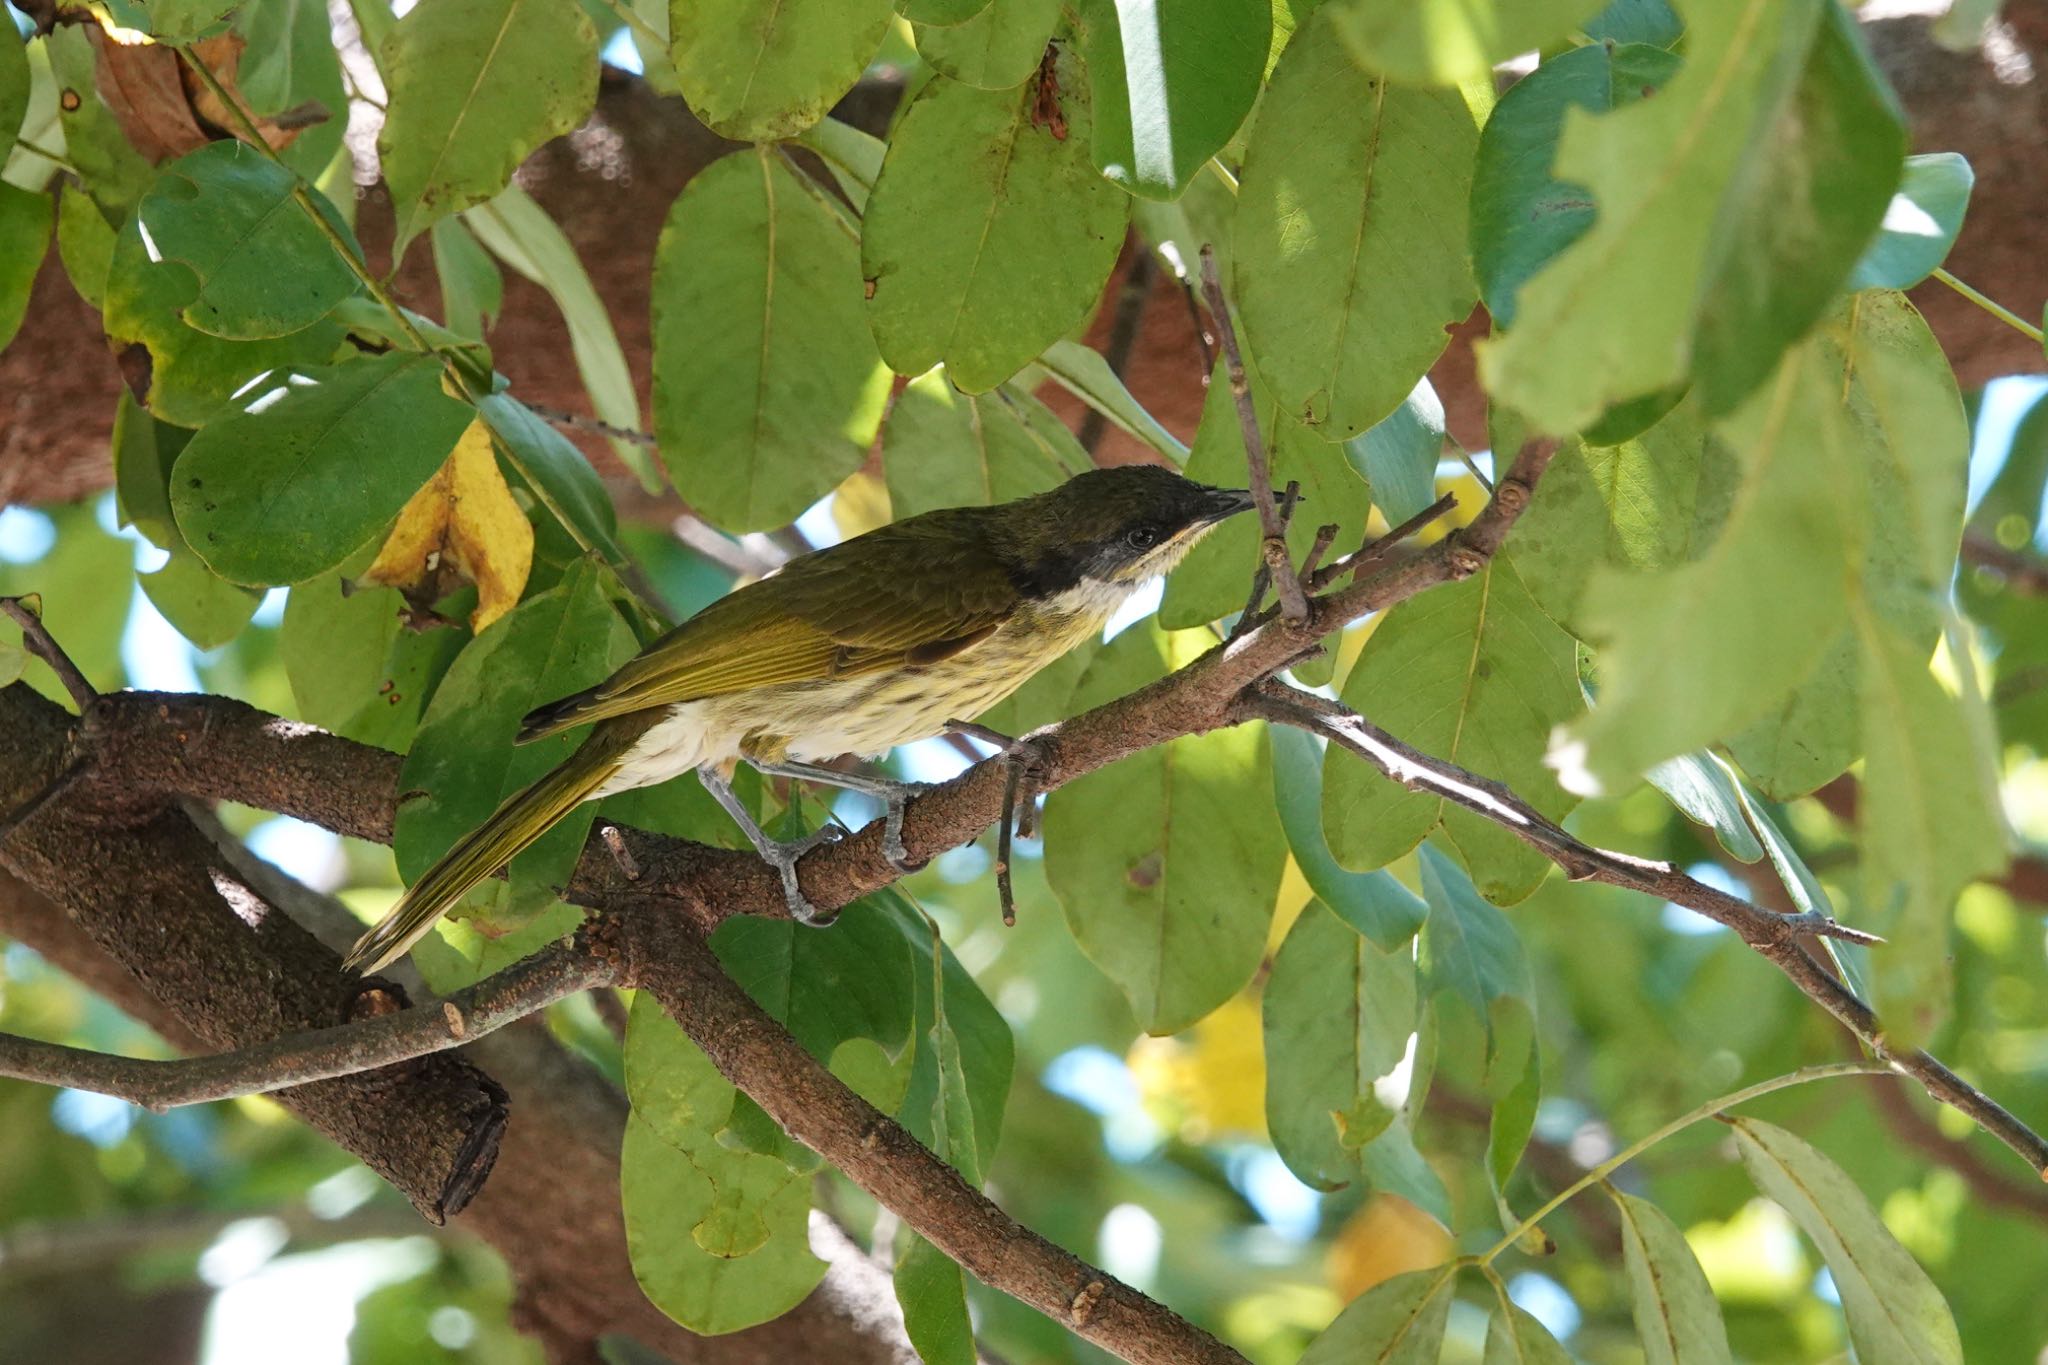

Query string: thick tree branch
[624,912,1249,1365]
[1962,531,2048,597]
[1241,683,2048,1179]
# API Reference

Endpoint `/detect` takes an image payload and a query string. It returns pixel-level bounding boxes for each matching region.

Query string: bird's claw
[882,781,932,875]
[768,822,843,926]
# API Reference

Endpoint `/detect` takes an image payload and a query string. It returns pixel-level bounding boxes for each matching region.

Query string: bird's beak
[1203,487,1258,522]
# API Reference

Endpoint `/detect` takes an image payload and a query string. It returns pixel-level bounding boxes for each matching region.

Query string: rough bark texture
[0,686,923,1365]
[3,12,2043,509]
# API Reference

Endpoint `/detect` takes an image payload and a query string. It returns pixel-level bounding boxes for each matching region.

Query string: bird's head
[1000,464,1257,593]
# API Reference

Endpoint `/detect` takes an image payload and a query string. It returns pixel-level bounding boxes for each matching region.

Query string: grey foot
[697,765,845,925]
[750,761,931,876]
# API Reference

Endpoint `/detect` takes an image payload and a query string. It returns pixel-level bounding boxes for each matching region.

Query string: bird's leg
[696,765,843,925]
[943,720,1055,927]
[749,760,931,875]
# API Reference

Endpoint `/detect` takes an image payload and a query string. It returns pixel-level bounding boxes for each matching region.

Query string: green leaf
[474,389,629,567]
[652,147,891,532]
[1159,357,1371,630]
[0,183,50,353]
[917,0,1061,89]
[136,141,359,339]
[671,0,896,141]
[1264,899,1423,1191]
[103,212,348,429]
[1348,380,1444,526]
[55,182,114,311]
[1848,152,1972,292]
[378,0,599,259]
[1324,556,1582,902]
[1645,751,1765,864]
[1300,1266,1456,1365]
[1508,399,1730,635]
[1271,724,1428,950]
[1581,0,1683,47]
[171,352,475,586]
[393,561,636,951]
[621,1114,825,1334]
[796,115,885,209]
[1044,624,1287,1033]
[711,911,918,1067]
[282,570,465,751]
[1418,845,1535,1093]
[234,0,349,179]
[1853,608,2006,1041]
[104,0,236,42]
[863,44,1131,394]
[464,186,657,490]
[0,506,132,701]
[1076,0,1269,200]
[1728,1116,1963,1365]
[1029,339,1188,461]
[112,394,260,649]
[44,27,155,218]
[431,217,503,341]
[1483,1302,1574,1365]
[894,1236,976,1365]
[1468,41,1682,330]
[1486,1045,1541,1194]
[1480,0,1905,430]
[903,0,992,23]
[1,19,27,167]
[1327,0,1606,84]
[0,636,23,688]
[1234,9,1480,439]
[1611,1190,1735,1365]
[882,367,1079,518]
[1555,294,1964,795]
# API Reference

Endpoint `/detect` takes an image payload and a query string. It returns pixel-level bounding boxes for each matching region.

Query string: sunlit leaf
[917,0,1060,89]
[864,44,1130,393]
[1848,152,1972,292]
[1329,0,1605,85]
[378,0,598,259]
[654,148,891,532]
[1611,1189,1735,1365]
[1729,1116,1963,1365]
[1235,9,1479,439]
[671,0,895,141]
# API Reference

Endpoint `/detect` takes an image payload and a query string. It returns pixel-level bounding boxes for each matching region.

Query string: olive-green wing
[518,513,1018,741]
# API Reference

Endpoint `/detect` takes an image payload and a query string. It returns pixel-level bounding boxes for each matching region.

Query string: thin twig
[1196,244,1308,624]
[526,401,660,449]
[1227,480,1300,643]
[1962,530,2048,596]
[1296,522,1340,585]
[1,596,96,708]
[1933,267,2045,345]
[631,917,1249,1365]
[1245,683,2048,1178]
[1311,492,1460,591]
[0,939,609,1111]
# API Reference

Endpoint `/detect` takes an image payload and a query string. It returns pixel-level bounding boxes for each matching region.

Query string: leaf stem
[1480,1061,1889,1264]
[10,135,77,174]
[1932,267,2045,345]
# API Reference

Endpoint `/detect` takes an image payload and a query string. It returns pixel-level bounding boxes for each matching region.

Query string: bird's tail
[343,742,624,976]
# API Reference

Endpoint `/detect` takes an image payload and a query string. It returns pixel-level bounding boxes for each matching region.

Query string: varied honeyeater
[343,465,1255,975]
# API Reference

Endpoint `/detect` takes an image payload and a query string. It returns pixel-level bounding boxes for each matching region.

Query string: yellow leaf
[361,419,533,632]
[1326,1195,1452,1302]
[1127,994,1268,1141]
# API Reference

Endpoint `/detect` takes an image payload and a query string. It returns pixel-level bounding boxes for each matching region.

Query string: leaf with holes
[171,352,475,586]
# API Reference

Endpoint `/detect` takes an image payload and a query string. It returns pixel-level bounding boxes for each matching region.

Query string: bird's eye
[1125,525,1161,551]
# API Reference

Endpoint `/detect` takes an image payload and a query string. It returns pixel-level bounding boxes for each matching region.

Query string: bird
[342,463,1255,975]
